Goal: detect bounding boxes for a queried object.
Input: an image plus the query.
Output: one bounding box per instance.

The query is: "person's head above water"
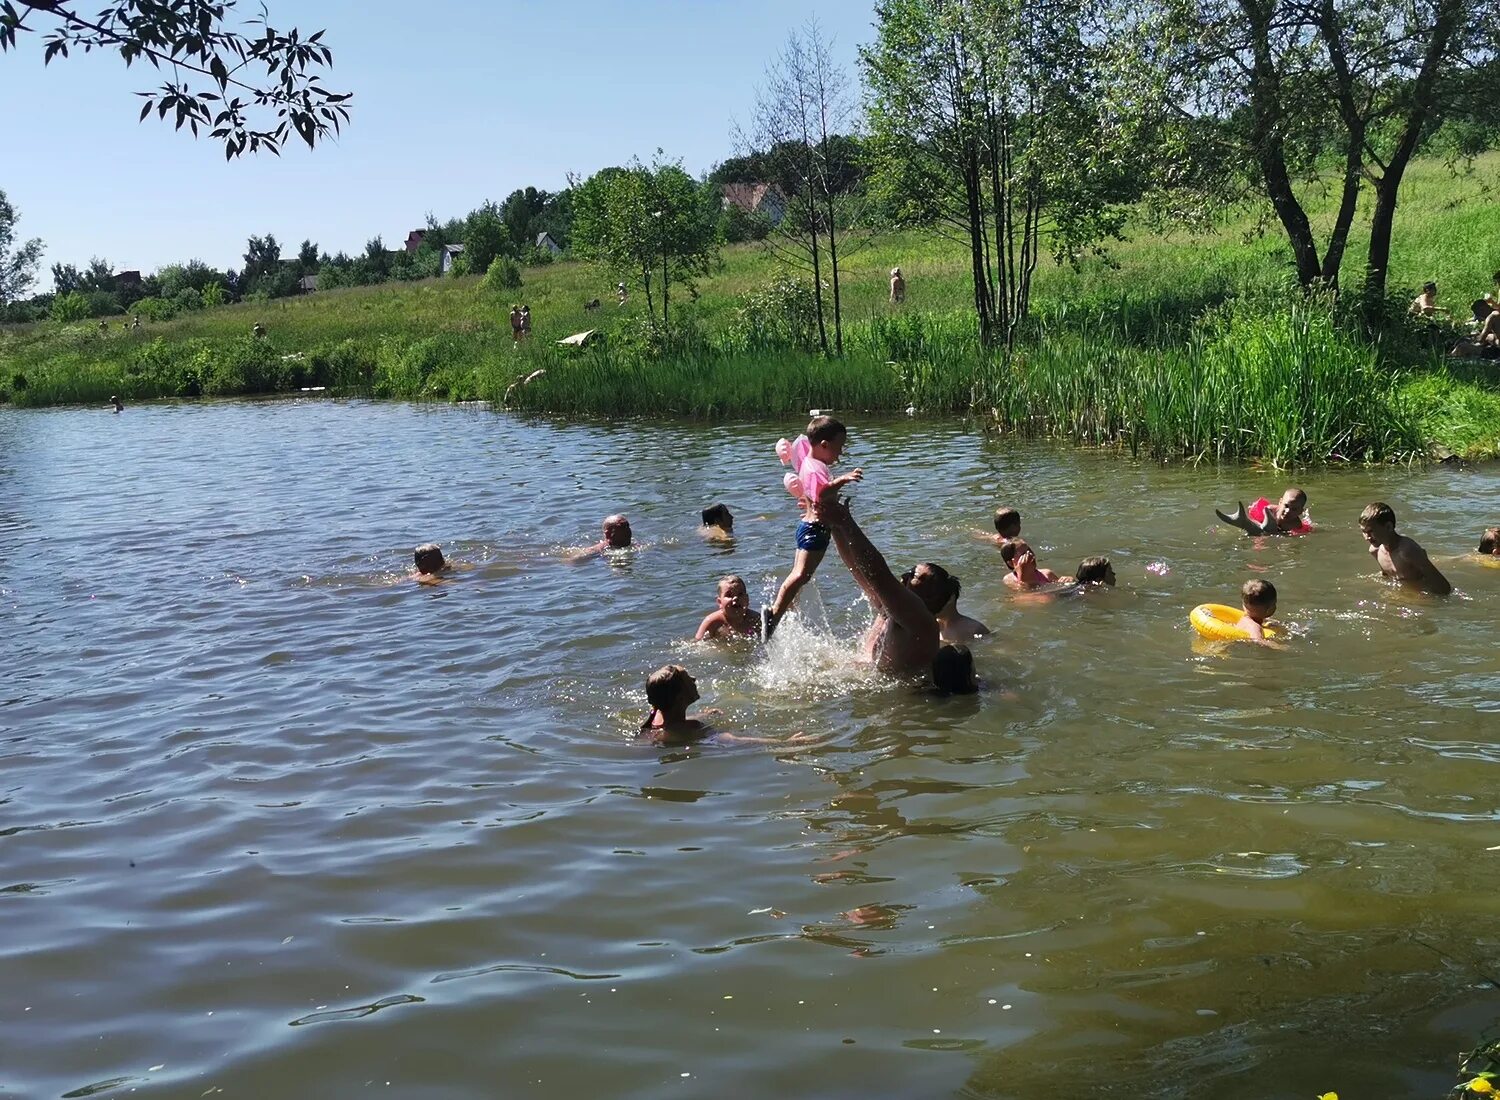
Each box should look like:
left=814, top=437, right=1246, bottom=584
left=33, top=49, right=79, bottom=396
left=640, top=664, right=700, bottom=732
left=1000, top=538, right=1029, bottom=570
left=900, top=561, right=953, bottom=614
left=1075, top=555, right=1116, bottom=587
left=602, top=514, right=632, bottom=548
left=414, top=543, right=446, bottom=574
left=805, top=415, right=848, bottom=463
left=701, top=503, right=734, bottom=531
left=1359, top=501, right=1398, bottom=547
left=717, top=574, right=749, bottom=609
left=1241, top=578, right=1277, bottom=621
left=993, top=507, right=1021, bottom=539
left=1277, top=488, right=1307, bottom=524
left=1479, top=526, right=1500, bottom=555
left=932, top=644, right=978, bottom=695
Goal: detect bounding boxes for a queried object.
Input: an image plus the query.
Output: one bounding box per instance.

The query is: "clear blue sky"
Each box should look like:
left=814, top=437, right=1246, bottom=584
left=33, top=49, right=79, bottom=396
left=1, top=0, right=875, bottom=288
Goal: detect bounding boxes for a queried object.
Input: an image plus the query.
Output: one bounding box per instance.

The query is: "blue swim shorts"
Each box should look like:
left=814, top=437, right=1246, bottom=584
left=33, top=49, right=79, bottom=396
left=795, top=521, right=831, bottom=553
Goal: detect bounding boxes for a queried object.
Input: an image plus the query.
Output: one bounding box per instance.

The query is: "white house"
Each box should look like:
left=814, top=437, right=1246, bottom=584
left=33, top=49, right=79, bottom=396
left=440, top=242, right=466, bottom=274
left=535, top=231, right=563, bottom=256
left=720, top=182, right=787, bottom=227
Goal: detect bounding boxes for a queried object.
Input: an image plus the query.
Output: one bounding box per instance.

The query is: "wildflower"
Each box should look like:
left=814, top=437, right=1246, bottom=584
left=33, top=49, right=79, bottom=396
left=1317, top=1093, right=1338, bottom=1100
left=1466, top=1079, right=1496, bottom=1095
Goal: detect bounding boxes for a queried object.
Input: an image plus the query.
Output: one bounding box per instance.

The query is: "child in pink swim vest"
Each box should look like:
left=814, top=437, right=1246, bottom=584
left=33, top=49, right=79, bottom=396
left=766, top=415, right=863, bottom=630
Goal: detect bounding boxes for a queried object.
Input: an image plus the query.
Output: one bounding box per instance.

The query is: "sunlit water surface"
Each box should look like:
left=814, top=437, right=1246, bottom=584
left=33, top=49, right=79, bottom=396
left=2, top=400, right=1499, bottom=1099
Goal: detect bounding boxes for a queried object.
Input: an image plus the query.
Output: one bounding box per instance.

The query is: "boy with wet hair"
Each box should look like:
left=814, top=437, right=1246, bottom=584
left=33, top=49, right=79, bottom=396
left=1359, top=502, right=1451, bottom=595
left=413, top=543, right=448, bottom=584
left=1478, top=526, right=1500, bottom=556
left=992, top=507, right=1021, bottom=543
left=695, top=575, right=758, bottom=641
left=931, top=644, right=978, bottom=695
left=1236, top=578, right=1278, bottom=643
left=936, top=575, right=990, bottom=644
left=701, top=503, right=734, bottom=535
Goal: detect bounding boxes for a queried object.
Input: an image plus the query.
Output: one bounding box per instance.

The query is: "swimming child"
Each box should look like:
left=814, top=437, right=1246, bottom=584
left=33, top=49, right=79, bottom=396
left=413, top=542, right=449, bottom=584
left=108, top=394, right=124, bottom=414
left=700, top=503, right=734, bottom=541
left=567, top=513, right=633, bottom=561
left=639, top=665, right=715, bottom=744
left=1215, top=488, right=1310, bottom=536
left=1001, top=538, right=1062, bottom=590
left=1359, top=502, right=1452, bottom=595
left=931, top=644, right=979, bottom=695
left=990, top=507, right=1021, bottom=545
left=1236, top=578, right=1278, bottom=643
left=936, top=575, right=991, bottom=644
left=695, top=575, right=758, bottom=641
left=766, top=415, right=863, bottom=630
left=1478, top=527, right=1500, bottom=556
left=1073, top=556, right=1116, bottom=589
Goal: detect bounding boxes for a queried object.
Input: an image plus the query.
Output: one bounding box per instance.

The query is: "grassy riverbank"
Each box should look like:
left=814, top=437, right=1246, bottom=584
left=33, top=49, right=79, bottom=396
left=4, top=155, right=1500, bottom=463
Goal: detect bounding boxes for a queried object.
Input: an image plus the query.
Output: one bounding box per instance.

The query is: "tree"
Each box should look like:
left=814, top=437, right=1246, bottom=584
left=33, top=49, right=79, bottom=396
left=1146, top=0, right=1500, bottom=298
left=572, top=156, right=721, bottom=332
left=462, top=201, right=510, bottom=274
left=0, top=0, right=351, bottom=158
left=241, top=233, right=280, bottom=290
left=500, top=187, right=549, bottom=253
left=0, top=188, right=43, bottom=304
left=295, top=238, right=319, bottom=274
left=741, top=18, right=862, bottom=356
left=863, top=0, right=1132, bottom=347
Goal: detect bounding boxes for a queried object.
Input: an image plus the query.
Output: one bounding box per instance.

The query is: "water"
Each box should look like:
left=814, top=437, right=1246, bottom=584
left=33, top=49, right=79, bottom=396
left=2, top=400, right=1498, bottom=1099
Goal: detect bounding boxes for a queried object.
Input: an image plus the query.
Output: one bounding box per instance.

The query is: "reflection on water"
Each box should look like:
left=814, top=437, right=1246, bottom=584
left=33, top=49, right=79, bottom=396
left=1, top=399, right=1498, bottom=1099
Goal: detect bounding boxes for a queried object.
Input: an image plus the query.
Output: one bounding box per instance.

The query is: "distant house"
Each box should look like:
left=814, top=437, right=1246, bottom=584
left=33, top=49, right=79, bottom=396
left=535, top=231, right=563, bottom=256
left=720, top=182, right=787, bottom=227
left=404, top=229, right=427, bottom=254
left=298, top=274, right=319, bottom=293
left=440, top=242, right=466, bottom=274
left=113, top=269, right=142, bottom=287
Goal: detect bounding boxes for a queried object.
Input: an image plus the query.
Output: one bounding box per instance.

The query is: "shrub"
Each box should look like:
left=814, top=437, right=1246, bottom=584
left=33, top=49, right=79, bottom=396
left=174, top=287, right=204, bottom=312
left=132, top=296, right=176, bottom=322
left=483, top=257, right=523, bottom=292
left=447, top=254, right=470, bottom=279
left=201, top=282, right=226, bottom=308
left=51, top=291, right=90, bottom=323
left=734, top=274, right=821, bottom=353
left=86, top=290, right=122, bottom=318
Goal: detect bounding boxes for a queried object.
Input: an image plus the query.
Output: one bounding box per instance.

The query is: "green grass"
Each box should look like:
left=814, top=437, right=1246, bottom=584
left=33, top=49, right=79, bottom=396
left=4, top=152, right=1500, bottom=463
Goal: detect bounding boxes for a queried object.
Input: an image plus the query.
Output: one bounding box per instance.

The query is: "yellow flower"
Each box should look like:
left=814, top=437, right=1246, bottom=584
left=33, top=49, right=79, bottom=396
left=1467, top=1079, right=1496, bottom=1095
left=1317, top=1093, right=1338, bottom=1100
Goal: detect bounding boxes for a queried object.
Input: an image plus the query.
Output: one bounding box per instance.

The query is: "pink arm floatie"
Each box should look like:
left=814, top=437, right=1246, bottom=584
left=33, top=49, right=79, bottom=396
left=776, top=436, right=812, bottom=500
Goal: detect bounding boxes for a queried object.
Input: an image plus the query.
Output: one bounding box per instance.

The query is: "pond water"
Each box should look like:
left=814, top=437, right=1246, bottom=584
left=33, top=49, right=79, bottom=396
left=3, top=401, right=1499, bottom=1099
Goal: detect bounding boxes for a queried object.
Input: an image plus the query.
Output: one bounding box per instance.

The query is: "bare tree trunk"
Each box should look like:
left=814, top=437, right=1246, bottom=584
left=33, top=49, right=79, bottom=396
left=1241, top=0, right=1323, bottom=287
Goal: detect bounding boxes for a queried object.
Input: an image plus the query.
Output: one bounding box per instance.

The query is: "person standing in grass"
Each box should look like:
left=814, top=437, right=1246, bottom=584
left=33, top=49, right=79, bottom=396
left=520, top=305, right=532, bottom=339
left=889, top=266, right=906, bottom=304
left=509, top=304, right=524, bottom=342
left=1359, top=502, right=1452, bottom=596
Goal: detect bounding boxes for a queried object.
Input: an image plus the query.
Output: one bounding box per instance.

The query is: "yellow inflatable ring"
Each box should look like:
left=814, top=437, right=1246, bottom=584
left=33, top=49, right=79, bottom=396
left=1479, top=555, right=1500, bottom=569
left=1189, top=603, right=1281, bottom=642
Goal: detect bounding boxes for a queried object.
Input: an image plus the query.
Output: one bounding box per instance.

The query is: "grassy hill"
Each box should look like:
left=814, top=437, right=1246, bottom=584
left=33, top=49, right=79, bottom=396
left=4, top=153, right=1500, bottom=463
